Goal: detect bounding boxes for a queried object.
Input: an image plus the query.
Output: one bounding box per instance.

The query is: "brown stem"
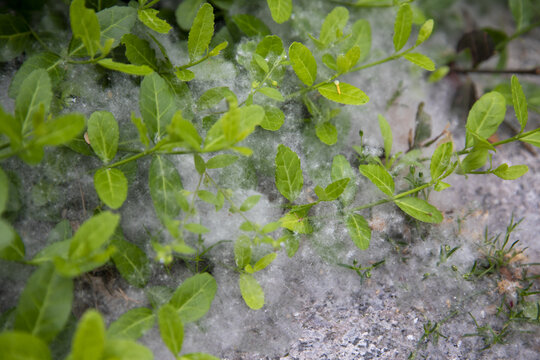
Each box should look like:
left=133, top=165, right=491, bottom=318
left=452, top=67, right=540, bottom=75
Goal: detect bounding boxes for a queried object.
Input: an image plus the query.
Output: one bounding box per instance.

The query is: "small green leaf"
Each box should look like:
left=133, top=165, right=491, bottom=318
left=167, top=110, right=202, bottom=150
left=102, top=339, right=153, bottom=360
left=194, top=154, right=206, bottom=174
left=279, top=204, right=313, bottom=234
left=8, top=52, right=64, bottom=99
left=0, top=106, right=21, bottom=149
left=240, top=195, right=261, bottom=212
left=34, top=113, right=85, bottom=146
left=260, top=106, right=284, bottom=131
left=253, top=253, right=276, bottom=272
left=232, top=14, right=270, bottom=36
left=378, top=115, right=392, bottom=161
left=71, top=309, right=105, bottom=360
left=188, top=3, right=214, bottom=61
left=509, top=0, right=532, bottom=31
left=70, top=0, right=101, bottom=57
left=344, top=19, right=371, bottom=63
left=511, top=75, right=528, bottom=132
left=184, top=223, right=210, bottom=234
left=234, top=235, right=252, bottom=269
left=239, top=221, right=257, bottom=232
left=434, top=181, right=451, bottom=192
left=0, top=167, right=8, bottom=214
left=428, top=66, right=449, bottom=83
left=261, top=222, right=280, bottom=233
left=209, top=41, right=228, bottom=56
left=358, top=164, right=394, bottom=197
left=197, top=86, right=237, bottom=110
left=395, top=197, right=443, bottom=223
left=175, top=69, right=195, bottom=81
left=393, top=3, right=413, bottom=51
left=107, top=308, right=155, bottom=340
left=179, top=354, right=220, bottom=360
left=331, top=155, right=356, bottom=205
left=492, top=164, right=528, bottom=180
left=0, top=331, right=51, bottom=360
left=289, top=41, right=317, bottom=86
left=257, top=87, right=284, bottom=102
left=0, top=219, right=25, bottom=261
left=158, top=304, right=183, bottom=356
left=138, top=8, right=171, bottom=34
left=430, top=142, right=453, bottom=180
left=323, top=178, right=350, bottom=201
left=169, top=273, right=217, bottom=323
left=239, top=274, right=264, bottom=310
left=253, top=54, right=269, bottom=74
left=275, top=144, right=303, bottom=202
left=87, top=111, right=119, bottom=163
left=316, top=122, right=338, bottom=145
left=520, top=131, right=540, bottom=147
left=98, top=6, right=137, bottom=49
left=416, top=19, right=434, bottom=45
left=149, top=155, right=183, bottom=222
left=206, top=154, right=238, bottom=169
left=111, top=234, right=151, bottom=288
left=466, top=92, right=506, bottom=147
left=319, top=7, right=349, bottom=47
left=122, top=34, right=157, bottom=70
left=346, top=214, right=371, bottom=250
left=403, top=53, right=435, bottom=71
left=130, top=112, right=149, bottom=148
left=15, top=69, right=51, bottom=134
left=94, top=168, right=128, bottom=209
left=461, top=148, right=488, bottom=173
left=0, top=15, right=31, bottom=62
left=175, top=0, right=205, bottom=31
left=97, top=59, right=153, bottom=75
left=14, top=263, right=73, bottom=343
left=140, top=72, right=176, bottom=142
left=267, top=0, right=292, bottom=24
left=337, top=45, right=361, bottom=73
left=318, top=82, right=369, bottom=105
left=69, top=211, right=120, bottom=259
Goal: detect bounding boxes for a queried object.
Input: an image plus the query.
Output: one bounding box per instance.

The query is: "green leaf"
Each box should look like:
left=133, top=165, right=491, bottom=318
left=428, top=66, right=449, bottom=83
left=94, top=168, right=128, bottom=209
left=169, top=273, right=217, bottom=323
left=209, top=40, right=228, bottom=57
left=509, top=0, right=532, bottom=31
left=197, top=86, right=237, bottom=110
left=8, top=52, right=64, bottom=99
left=0, top=167, right=8, bottom=214
left=279, top=204, right=313, bottom=234
left=175, top=0, right=205, bottom=31
left=240, top=221, right=257, bottom=232
left=319, top=7, right=349, bottom=47
left=461, top=148, right=488, bottom=173
left=403, top=53, right=435, bottom=71
left=15, top=69, right=52, bottom=134
left=98, top=6, right=137, bottom=49
left=131, top=112, right=150, bottom=148
left=318, top=82, right=369, bottom=105
left=358, top=164, right=394, bottom=197
left=492, top=164, right=528, bottom=180
left=34, top=113, right=85, bottom=146
left=140, top=72, right=176, bottom=142
left=0, top=331, right=51, bottom=360
left=107, top=308, right=155, bottom=340
left=393, top=3, right=413, bottom=51
left=206, top=154, right=238, bottom=169
left=149, top=155, right=183, bottom=222
left=321, top=178, right=350, bottom=201
left=261, top=222, right=280, bottom=233
left=70, top=0, right=101, bottom=57
left=275, top=144, right=303, bottom=202
left=122, top=34, right=157, bottom=70
left=234, top=235, right=252, bottom=269
left=14, top=263, right=73, bottom=343
left=239, top=274, right=264, bottom=310
left=0, top=106, right=22, bottom=150
left=97, top=59, right=153, bottom=75
left=138, top=8, right=171, bottom=34
left=465, top=92, right=506, bottom=147
left=257, top=87, right=284, bottom=102
left=434, top=181, right=451, bottom=192
left=344, top=19, right=371, bottom=63
left=416, top=19, right=434, bottom=45
left=167, top=110, right=202, bottom=150
left=395, top=197, right=443, bottom=223
left=158, top=304, right=184, bottom=356
left=87, top=111, right=119, bottom=163
left=267, top=0, right=292, bottom=23
left=194, top=154, right=206, bottom=174
left=69, top=211, right=120, bottom=259
left=179, top=354, right=220, bottom=360
left=331, top=155, right=356, bottom=205
left=511, top=75, right=528, bottom=132
left=71, top=310, right=105, bottom=360
left=0, top=219, right=25, bottom=261
left=337, top=45, right=361, bottom=73
left=430, top=141, right=453, bottom=180
left=261, top=106, right=284, bottom=131
left=232, top=14, right=271, bottom=37
left=0, top=15, right=31, bottom=61
left=288, top=42, right=317, bottom=86
left=378, top=114, right=392, bottom=161
left=253, top=253, right=276, bottom=272
left=240, top=195, right=261, bottom=212
left=184, top=223, right=210, bottom=234
left=346, top=214, right=371, bottom=250
left=188, top=3, right=214, bottom=61
left=520, top=131, right=540, bottom=147
left=315, top=121, right=338, bottom=145
left=102, top=339, right=153, bottom=360
left=175, top=69, right=195, bottom=81
left=111, top=233, right=151, bottom=288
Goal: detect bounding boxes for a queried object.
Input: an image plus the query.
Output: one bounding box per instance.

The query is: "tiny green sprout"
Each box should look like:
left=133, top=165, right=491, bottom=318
left=252, top=81, right=260, bottom=88
left=272, top=80, right=278, bottom=86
